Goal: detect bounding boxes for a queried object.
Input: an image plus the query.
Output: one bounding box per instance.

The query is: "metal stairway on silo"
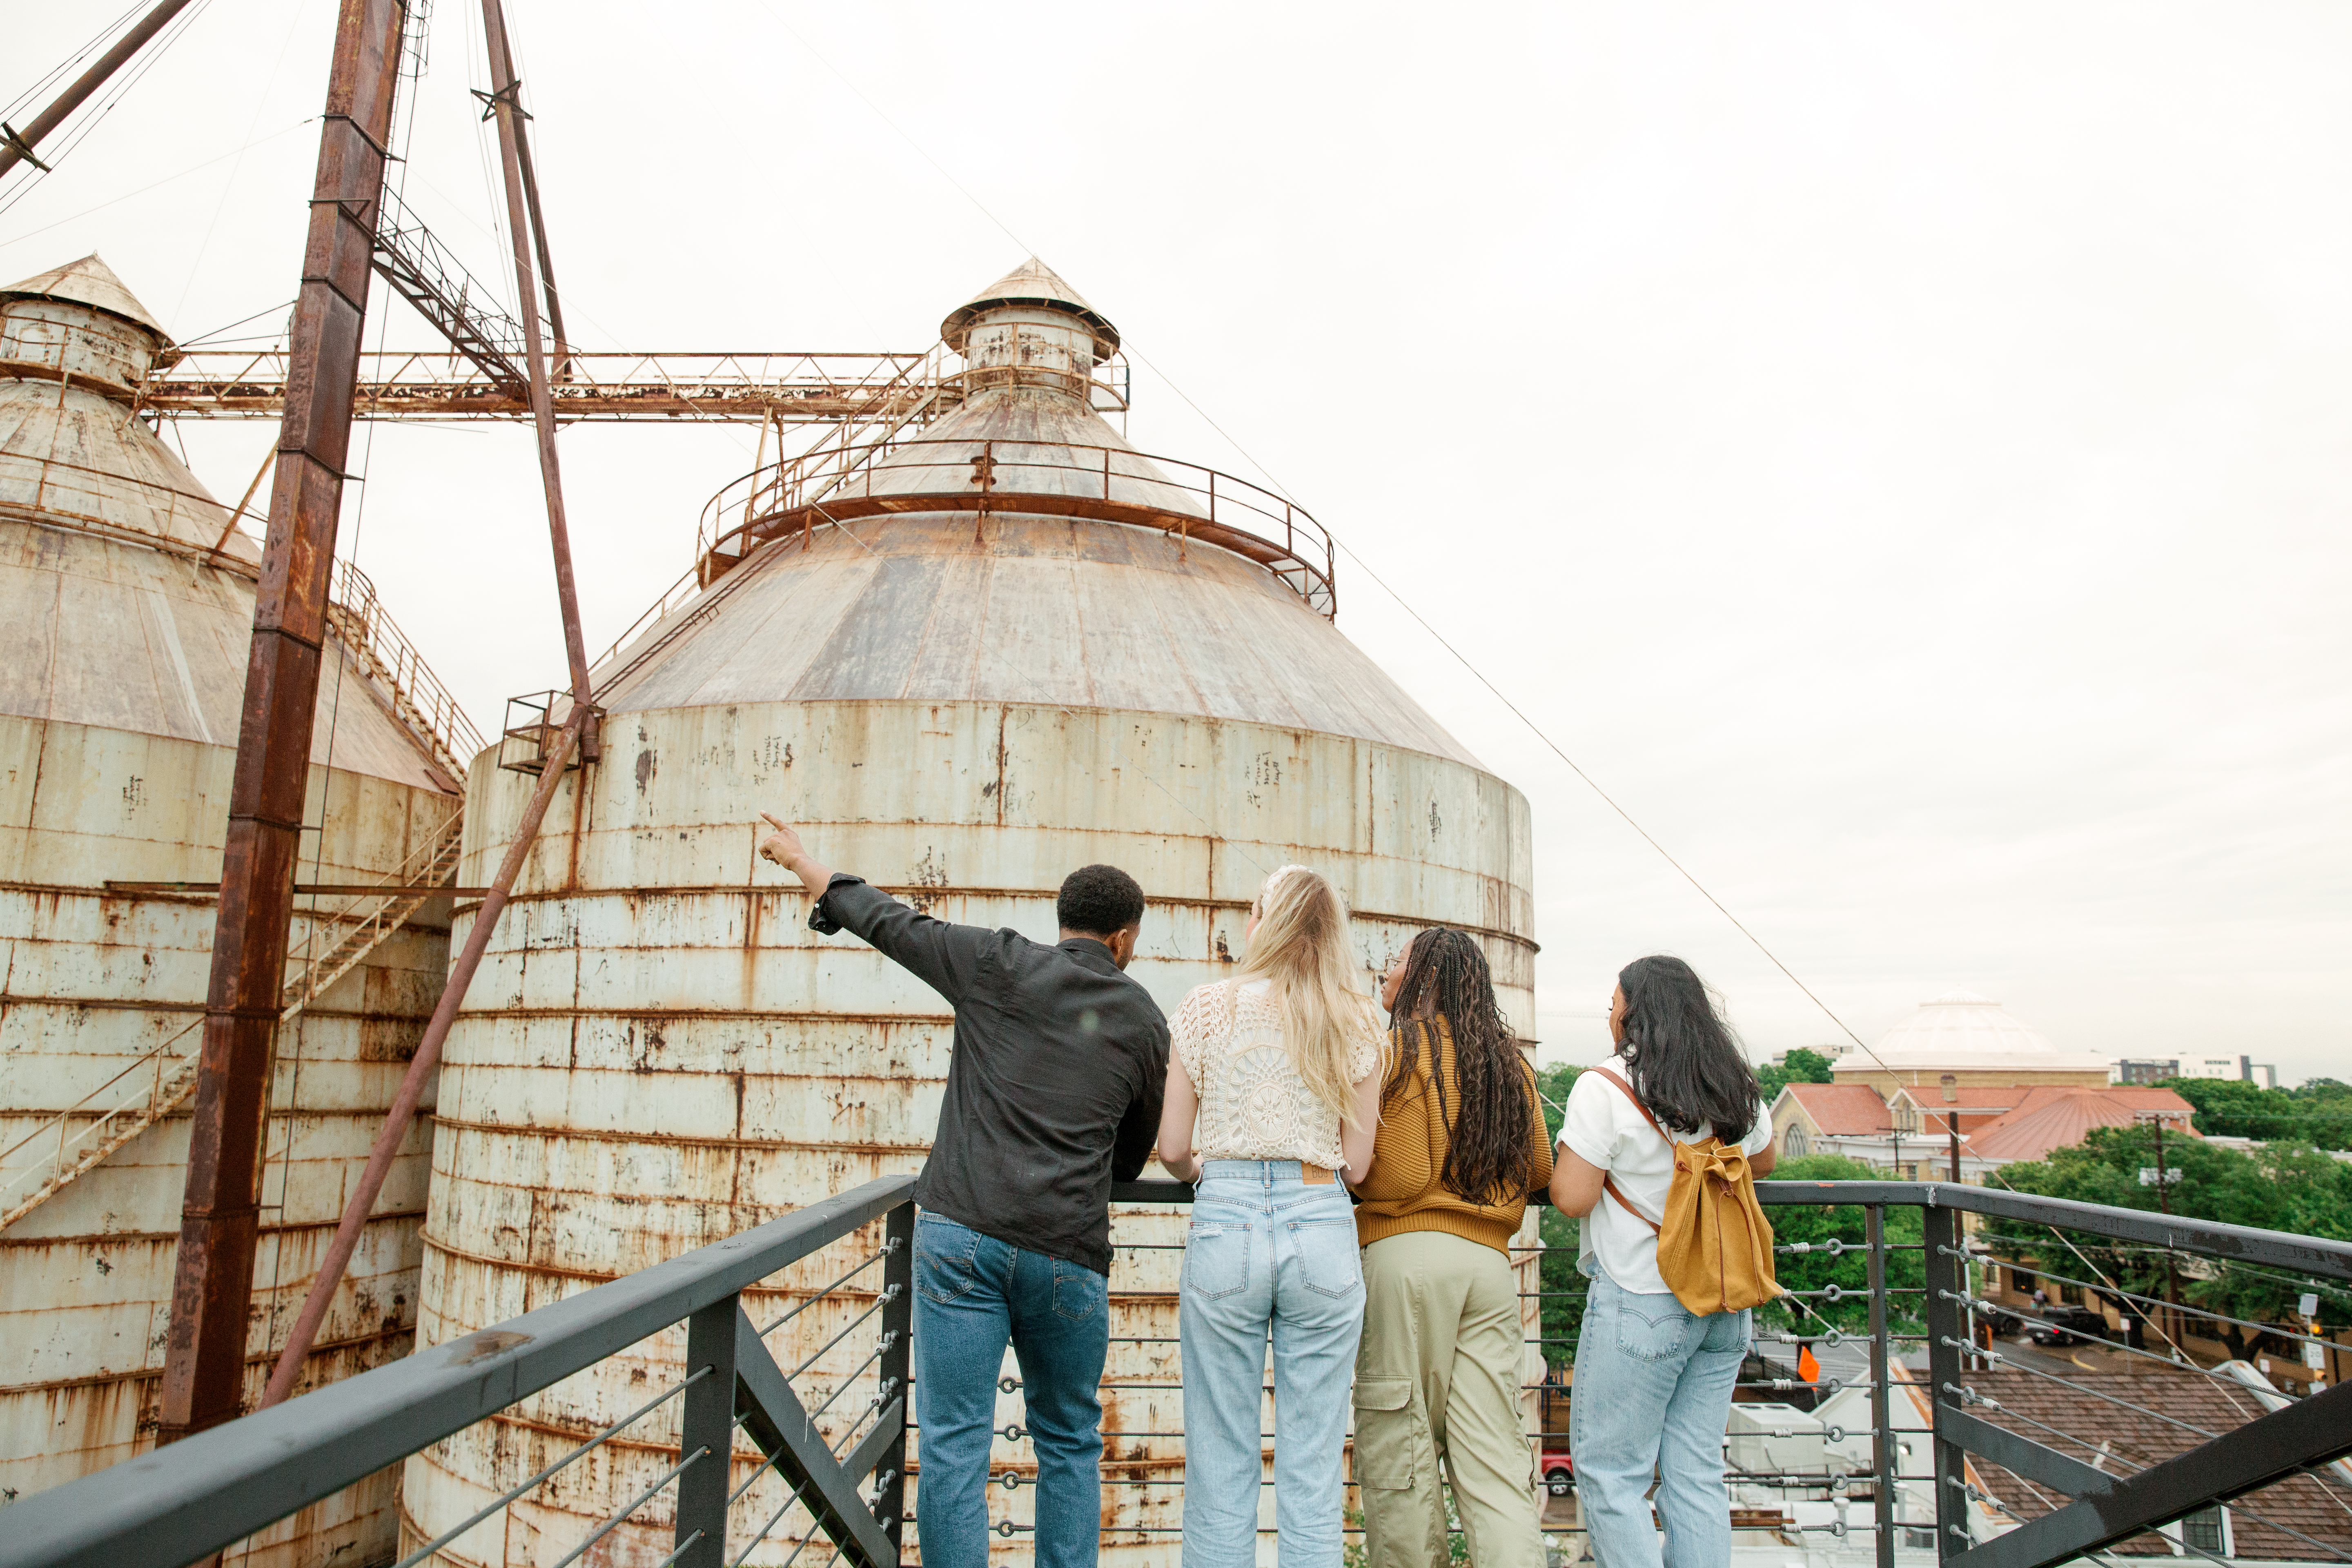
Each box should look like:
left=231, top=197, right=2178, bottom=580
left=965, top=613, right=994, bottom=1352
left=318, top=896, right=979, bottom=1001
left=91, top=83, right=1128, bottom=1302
left=326, top=559, right=487, bottom=783
left=0, top=807, right=467, bottom=1232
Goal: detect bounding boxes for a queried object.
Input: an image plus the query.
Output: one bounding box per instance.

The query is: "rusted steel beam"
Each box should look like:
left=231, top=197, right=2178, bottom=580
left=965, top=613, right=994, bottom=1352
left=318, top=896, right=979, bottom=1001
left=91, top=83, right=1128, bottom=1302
left=260, top=704, right=592, bottom=1410
left=157, top=0, right=410, bottom=1446
left=140, top=349, right=951, bottom=422
left=105, top=882, right=490, bottom=897
left=258, top=0, right=606, bottom=1409
left=494, top=4, right=570, bottom=379
left=0, top=0, right=198, bottom=183
left=479, top=0, right=595, bottom=716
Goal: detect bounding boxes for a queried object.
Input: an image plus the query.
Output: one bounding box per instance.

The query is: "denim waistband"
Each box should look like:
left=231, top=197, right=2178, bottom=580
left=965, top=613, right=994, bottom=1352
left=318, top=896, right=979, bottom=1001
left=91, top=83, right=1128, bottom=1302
left=1197, top=1159, right=1329, bottom=1181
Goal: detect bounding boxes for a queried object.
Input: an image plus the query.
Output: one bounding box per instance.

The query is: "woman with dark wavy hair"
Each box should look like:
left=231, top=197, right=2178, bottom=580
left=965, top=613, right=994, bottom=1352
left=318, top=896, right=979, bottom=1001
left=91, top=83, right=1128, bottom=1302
left=1349, top=929, right=1554, bottom=1568
left=1549, top=955, right=1775, bottom=1568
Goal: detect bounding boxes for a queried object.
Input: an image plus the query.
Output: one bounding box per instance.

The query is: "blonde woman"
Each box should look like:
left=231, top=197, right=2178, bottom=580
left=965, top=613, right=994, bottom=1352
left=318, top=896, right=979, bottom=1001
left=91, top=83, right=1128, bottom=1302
left=1156, top=865, right=1388, bottom=1568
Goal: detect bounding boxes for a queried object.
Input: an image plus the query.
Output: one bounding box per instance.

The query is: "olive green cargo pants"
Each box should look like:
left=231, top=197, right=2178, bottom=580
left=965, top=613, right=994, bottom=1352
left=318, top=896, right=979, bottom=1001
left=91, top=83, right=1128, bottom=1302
left=1352, top=1229, right=1544, bottom=1568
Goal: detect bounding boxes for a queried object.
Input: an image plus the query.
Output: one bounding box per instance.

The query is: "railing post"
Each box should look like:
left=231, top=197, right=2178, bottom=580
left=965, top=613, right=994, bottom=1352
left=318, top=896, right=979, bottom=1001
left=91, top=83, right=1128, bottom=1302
left=1923, top=1202, right=1968, bottom=1559
left=1868, top=1205, right=1895, bottom=1568
left=876, top=1202, right=915, bottom=1559
left=675, top=1292, right=742, bottom=1568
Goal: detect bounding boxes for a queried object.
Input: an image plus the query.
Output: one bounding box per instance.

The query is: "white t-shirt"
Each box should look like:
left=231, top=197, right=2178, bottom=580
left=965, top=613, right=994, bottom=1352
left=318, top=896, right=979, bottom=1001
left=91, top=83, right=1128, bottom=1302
left=1555, top=1057, right=1773, bottom=1297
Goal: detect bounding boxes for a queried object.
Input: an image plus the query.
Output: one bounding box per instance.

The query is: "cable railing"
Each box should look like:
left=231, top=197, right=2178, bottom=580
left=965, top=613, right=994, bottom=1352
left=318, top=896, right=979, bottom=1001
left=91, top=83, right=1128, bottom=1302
left=0, top=1178, right=916, bottom=1568
left=4, top=1180, right=2348, bottom=1568
left=694, top=436, right=1338, bottom=618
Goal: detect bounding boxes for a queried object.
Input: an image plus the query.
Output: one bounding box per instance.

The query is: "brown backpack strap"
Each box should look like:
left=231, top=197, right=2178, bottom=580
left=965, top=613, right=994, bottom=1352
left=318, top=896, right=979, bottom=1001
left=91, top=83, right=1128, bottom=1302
left=1588, top=1065, right=1670, bottom=1231
left=1589, top=1065, right=1669, bottom=1139
left=1601, top=1174, right=1662, bottom=1234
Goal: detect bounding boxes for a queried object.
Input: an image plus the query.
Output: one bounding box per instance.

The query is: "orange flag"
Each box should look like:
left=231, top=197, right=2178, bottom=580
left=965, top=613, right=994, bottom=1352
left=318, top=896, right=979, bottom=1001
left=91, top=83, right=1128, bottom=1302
left=1797, top=1344, right=1821, bottom=1383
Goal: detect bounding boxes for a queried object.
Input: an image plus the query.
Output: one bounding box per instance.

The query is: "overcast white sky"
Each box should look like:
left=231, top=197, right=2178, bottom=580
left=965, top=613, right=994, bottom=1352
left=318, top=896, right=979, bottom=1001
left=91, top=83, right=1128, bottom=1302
left=6, top=3, right=2346, bottom=1082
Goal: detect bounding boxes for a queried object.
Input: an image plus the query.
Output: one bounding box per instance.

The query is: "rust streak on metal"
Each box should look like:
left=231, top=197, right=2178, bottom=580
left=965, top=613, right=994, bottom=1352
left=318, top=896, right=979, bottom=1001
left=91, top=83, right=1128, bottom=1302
left=158, top=0, right=409, bottom=1447
left=103, top=882, right=488, bottom=896
left=424, top=1112, right=938, bottom=1155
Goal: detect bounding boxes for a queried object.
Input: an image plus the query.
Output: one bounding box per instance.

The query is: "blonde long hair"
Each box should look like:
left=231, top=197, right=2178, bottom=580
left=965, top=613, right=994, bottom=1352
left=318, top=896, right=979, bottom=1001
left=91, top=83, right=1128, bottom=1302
left=1236, top=865, right=1381, bottom=1130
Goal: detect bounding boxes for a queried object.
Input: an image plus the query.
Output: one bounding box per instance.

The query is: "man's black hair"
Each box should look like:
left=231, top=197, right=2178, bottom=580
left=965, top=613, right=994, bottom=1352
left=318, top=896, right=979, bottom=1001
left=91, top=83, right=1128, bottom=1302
left=1058, top=864, right=1145, bottom=937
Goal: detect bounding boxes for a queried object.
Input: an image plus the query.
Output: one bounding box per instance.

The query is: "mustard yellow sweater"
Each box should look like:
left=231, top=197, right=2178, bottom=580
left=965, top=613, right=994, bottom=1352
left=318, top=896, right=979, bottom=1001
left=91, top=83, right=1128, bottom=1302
left=1352, top=1017, right=1554, bottom=1254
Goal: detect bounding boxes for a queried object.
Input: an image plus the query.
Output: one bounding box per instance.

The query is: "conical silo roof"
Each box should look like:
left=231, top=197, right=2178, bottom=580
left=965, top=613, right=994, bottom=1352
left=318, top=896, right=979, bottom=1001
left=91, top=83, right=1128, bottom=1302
left=2, top=253, right=169, bottom=341
left=0, top=259, right=457, bottom=791
left=940, top=256, right=1118, bottom=357
left=592, top=269, right=1476, bottom=767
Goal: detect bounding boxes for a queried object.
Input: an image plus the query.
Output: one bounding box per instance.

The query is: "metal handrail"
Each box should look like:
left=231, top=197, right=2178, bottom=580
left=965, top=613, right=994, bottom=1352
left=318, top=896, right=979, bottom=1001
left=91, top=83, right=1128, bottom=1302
left=6, top=1178, right=2348, bottom=1568
left=0, top=1175, right=919, bottom=1568
left=1105, top=1178, right=2352, bottom=1278
left=327, top=558, right=486, bottom=777
left=0, top=1017, right=204, bottom=1221
left=695, top=437, right=1338, bottom=618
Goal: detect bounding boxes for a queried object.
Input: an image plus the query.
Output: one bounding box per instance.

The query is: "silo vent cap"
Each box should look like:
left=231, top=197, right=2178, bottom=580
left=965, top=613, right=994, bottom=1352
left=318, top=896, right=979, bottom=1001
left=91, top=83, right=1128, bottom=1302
left=941, top=256, right=1118, bottom=359
left=0, top=252, right=169, bottom=342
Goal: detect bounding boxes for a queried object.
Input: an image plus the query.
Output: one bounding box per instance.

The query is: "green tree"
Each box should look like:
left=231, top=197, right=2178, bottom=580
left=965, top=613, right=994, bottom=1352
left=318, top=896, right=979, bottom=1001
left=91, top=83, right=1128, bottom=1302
left=1757, top=1047, right=1838, bottom=1104
left=1755, top=1155, right=1925, bottom=1336
left=1532, top=1064, right=1583, bottom=1368
left=2160, top=1076, right=2352, bottom=1150
left=1984, top=1125, right=2352, bottom=1357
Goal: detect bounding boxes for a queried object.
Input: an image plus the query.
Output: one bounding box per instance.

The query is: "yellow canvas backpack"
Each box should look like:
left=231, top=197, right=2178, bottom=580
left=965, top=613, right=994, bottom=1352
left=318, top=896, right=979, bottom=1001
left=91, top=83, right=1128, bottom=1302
left=1590, top=1065, right=1786, bottom=1315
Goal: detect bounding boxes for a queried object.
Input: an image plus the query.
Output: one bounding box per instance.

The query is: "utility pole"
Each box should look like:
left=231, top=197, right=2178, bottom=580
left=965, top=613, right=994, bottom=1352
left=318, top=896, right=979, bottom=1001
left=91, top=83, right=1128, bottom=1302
left=2138, top=1110, right=2185, bottom=1356
left=158, top=0, right=411, bottom=1443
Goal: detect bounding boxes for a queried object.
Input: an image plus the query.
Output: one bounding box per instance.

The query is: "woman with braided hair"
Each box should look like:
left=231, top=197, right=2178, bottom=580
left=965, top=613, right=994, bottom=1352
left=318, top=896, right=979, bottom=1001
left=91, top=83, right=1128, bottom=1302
left=1349, top=928, right=1555, bottom=1568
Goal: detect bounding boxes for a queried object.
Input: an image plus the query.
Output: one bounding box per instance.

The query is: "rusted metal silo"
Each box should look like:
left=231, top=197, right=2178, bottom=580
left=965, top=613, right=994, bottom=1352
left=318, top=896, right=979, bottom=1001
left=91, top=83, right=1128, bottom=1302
left=0, top=256, right=472, bottom=1565
left=408, top=260, right=1537, bottom=1564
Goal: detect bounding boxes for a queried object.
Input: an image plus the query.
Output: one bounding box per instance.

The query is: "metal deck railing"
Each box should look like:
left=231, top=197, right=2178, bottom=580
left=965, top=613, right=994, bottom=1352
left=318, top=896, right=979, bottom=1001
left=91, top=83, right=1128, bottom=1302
left=2, top=1181, right=2348, bottom=1568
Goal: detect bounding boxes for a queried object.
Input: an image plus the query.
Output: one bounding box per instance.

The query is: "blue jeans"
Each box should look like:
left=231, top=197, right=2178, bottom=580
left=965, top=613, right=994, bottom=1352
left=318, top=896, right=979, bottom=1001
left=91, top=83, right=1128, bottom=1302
left=913, top=1212, right=1111, bottom=1568
left=1180, top=1160, right=1366, bottom=1568
left=1570, top=1261, right=1750, bottom=1568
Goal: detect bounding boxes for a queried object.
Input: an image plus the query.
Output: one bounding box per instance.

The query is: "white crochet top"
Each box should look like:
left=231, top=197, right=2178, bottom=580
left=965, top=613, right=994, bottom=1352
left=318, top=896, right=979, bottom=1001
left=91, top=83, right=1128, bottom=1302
left=1170, top=978, right=1385, bottom=1170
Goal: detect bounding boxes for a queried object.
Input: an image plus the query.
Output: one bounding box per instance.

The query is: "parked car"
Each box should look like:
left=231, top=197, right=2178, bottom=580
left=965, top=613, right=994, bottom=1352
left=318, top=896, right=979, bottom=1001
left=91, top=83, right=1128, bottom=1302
left=2029, top=1306, right=2111, bottom=1346
left=1537, top=1383, right=1574, bottom=1495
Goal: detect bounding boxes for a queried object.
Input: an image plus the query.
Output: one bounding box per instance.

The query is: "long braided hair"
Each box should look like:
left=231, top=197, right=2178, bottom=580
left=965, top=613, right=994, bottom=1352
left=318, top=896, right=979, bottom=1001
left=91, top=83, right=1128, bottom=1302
left=1384, top=929, right=1536, bottom=1204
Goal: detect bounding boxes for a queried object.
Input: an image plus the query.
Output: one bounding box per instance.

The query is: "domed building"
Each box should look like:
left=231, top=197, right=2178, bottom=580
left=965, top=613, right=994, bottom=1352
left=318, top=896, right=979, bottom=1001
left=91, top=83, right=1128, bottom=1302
left=1773, top=988, right=2170, bottom=1180
left=1832, top=989, right=2112, bottom=1096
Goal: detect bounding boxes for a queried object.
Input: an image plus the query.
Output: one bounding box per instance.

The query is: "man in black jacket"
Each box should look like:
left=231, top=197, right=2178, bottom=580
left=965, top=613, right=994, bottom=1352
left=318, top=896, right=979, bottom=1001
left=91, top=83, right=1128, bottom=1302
left=757, top=816, right=1168, bottom=1568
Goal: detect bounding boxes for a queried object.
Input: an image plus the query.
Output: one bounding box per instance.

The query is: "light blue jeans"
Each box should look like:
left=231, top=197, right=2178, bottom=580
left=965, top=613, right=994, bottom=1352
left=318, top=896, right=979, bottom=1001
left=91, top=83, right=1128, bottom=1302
left=1180, top=1161, right=1366, bottom=1568
left=1570, top=1261, right=1749, bottom=1568
left=913, top=1212, right=1111, bottom=1568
